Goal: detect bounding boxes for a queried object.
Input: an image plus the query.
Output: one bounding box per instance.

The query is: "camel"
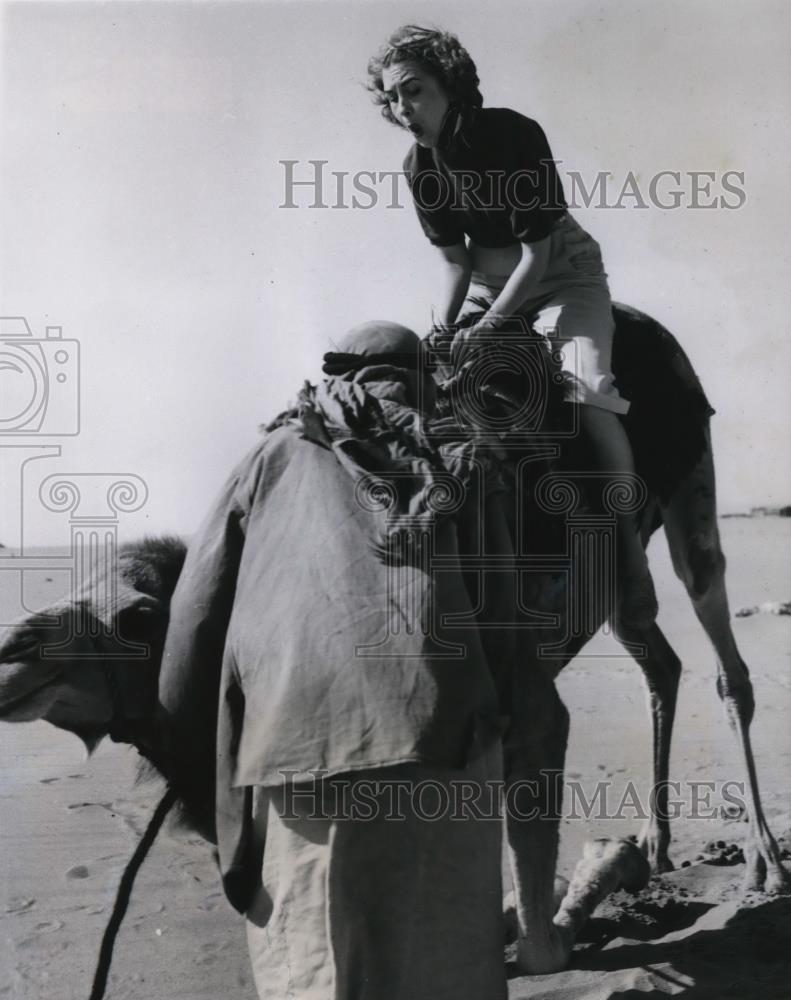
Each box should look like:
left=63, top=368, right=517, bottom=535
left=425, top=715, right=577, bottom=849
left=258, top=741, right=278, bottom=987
left=0, top=304, right=788, bottom=986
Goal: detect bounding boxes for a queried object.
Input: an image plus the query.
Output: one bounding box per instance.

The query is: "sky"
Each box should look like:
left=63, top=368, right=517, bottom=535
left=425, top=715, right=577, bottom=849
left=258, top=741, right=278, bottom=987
left=0, top=0, right=789, bottom=548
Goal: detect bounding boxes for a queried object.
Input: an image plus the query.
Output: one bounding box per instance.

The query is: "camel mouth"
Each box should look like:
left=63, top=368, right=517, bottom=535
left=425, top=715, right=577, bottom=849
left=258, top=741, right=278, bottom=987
left=0, top=630, right=64, bottom=720
left=0, top=629, right=44, bottom=664
left=0, top=672, right=59, bottom=721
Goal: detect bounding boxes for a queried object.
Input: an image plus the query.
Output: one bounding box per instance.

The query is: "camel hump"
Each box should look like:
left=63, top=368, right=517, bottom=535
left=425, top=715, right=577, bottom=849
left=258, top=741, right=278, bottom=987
left=611, top=303, right=715, bottom=503
left=610, top=301, right=713, bottom=415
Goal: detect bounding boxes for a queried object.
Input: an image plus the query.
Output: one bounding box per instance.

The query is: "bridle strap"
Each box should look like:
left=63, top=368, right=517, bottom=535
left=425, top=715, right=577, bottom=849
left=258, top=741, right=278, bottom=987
left=101, top=661, right=128, bottom=743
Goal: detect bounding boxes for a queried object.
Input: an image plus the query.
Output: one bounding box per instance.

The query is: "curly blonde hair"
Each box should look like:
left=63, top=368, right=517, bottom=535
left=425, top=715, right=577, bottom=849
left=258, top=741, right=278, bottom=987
left=366, top=25, right=483, bottom=127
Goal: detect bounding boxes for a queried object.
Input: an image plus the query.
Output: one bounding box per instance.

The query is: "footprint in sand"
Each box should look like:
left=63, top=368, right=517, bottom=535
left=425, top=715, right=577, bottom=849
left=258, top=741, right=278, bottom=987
left=65, top=864, right=90, bottom=880
left=131, top=902, right=166, bottom=922
left=33, top=919, right=65, bottom=934
left=196, top=942, right=219, bottom=966
left=5, top=898, right=35, bottom=915
left=198, top=891, right=225, bottom=912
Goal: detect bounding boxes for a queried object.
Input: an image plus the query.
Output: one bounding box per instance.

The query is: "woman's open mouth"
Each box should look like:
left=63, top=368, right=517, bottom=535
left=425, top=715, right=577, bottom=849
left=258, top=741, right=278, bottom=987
left=407, top=123, right=424, bottom=138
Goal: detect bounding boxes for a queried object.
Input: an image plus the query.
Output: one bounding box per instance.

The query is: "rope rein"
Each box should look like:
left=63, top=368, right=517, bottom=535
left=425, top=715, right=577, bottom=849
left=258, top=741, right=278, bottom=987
left=88, top=785, right=178, bottom=1000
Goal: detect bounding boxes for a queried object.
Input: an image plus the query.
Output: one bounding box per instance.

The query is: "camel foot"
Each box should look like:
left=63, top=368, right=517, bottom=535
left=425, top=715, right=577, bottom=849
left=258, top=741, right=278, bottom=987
left=509, top=842, right=649, bottom=973
left=743, top=843, right=791, bottom=895
left=503, top=877, right=570, bottom=945
left=764, top=866, right=791, bottom=895
left=637, top=828, right=675, bottom=874
left=514, top=922, right=573, bottom=975
left=651, top=854, right=675, bottom=875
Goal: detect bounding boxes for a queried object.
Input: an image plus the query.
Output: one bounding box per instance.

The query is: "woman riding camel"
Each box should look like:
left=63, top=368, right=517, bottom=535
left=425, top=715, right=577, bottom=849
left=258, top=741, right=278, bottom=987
left=367, top=24, right=657, bottom=629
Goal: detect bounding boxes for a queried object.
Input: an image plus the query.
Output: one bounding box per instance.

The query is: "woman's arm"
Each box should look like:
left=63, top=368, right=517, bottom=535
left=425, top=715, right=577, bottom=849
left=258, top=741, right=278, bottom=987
left=481, top=236, right=550, bottom=328
left=433, top=242, right=472, bottom=325
left=451, top=237, right=551, bottom=365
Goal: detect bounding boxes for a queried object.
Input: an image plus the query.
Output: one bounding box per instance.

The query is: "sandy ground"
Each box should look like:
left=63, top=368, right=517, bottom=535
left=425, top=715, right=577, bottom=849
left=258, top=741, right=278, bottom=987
left=1, top=517, right=789, bottom=999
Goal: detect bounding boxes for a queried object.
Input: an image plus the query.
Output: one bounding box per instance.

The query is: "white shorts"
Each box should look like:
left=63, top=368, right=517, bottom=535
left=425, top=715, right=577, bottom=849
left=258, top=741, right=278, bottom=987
left=461, top=214, right=629, bottom=415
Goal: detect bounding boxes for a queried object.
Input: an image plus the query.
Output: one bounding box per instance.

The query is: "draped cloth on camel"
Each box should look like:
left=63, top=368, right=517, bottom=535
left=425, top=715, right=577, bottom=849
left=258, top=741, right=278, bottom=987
left=157, top=357, right=511, bottom=913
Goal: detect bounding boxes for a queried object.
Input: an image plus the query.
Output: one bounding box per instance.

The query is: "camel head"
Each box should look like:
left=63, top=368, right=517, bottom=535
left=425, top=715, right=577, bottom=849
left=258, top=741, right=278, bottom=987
left=0, top=536, right=187, bottom=756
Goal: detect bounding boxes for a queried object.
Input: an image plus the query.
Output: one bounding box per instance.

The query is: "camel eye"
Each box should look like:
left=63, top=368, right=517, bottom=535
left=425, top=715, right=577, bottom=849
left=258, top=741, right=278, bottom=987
left=117, top=600, right=163, bottom=638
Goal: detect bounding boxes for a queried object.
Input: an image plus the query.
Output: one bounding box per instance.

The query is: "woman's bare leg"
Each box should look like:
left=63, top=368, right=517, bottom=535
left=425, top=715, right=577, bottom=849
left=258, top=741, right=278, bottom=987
left=578, top=404, right=657, bottom=627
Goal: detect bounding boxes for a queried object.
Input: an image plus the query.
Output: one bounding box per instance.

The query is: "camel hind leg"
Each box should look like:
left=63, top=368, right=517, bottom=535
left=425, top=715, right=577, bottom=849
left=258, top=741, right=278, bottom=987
left=615, top=620, right=682, bottom=873
left=661, top=427, right=790, bottom=893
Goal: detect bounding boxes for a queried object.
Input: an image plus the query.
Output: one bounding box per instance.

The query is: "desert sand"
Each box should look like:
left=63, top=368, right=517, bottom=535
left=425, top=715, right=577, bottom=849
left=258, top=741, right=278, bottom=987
left=1, top=516, right=789, bottom=1000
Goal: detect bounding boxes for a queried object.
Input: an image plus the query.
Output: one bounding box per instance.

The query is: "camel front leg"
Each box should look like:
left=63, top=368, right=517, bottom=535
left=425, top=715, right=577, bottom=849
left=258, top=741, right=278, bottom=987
left=505, top=675, right=573, bottom=974
left=661, top=431, right=791, bottom=893
left=505, top=675, right=651, bottom=973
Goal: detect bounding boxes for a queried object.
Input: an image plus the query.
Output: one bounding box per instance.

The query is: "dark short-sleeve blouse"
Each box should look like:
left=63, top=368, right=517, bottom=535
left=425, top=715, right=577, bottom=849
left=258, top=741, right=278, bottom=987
left=402, top=107, right=568, bottom=248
